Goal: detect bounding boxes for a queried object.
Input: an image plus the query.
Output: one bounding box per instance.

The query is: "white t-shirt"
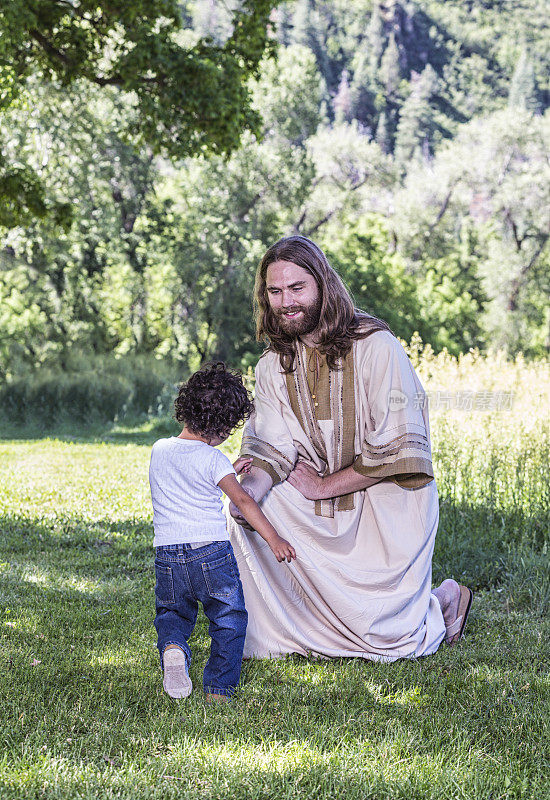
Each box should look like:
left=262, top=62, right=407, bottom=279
left=149, top=437, right=236, bottom=546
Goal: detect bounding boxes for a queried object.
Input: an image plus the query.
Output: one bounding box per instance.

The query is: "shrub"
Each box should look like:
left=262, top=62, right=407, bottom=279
left=0, top=354, right=181, bottom=425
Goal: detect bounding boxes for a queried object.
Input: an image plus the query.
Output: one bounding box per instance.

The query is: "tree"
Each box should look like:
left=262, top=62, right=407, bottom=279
left=416, top=243, right=487, bottom=355
left=0, top=153, right=71, bottom=229
left=132, top=44, right=325, bottom=369
left=294, top=121, right=395, bottom=238
left=0, top=0, right=279, bottom=227
left=394, top=65, right=439, bottom=169
left=349, top=47, right=375, bottom=129
left=366, top=1, right=384, bottom=81
left=0, top=42, right=327, bottom=374
left=380, top=33, right=401, bottom=100
left=392, top=108, right=550, bottom=355
left=0, top=79, right=159, bottom=372
left=375, top=111, right=391, bottom=153
left=3, top=1, right=550, bottom=369
left=290, top=0, right=331, bottom=89
left=250, top=44, right=325, bottom=146
left=333, top=70, right=352, bottom=123
left=508, top=50, right=540, bottom=114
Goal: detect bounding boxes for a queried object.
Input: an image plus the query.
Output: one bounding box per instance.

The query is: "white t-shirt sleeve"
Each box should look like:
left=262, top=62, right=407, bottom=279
left=211, top=449, right=236, bottom=485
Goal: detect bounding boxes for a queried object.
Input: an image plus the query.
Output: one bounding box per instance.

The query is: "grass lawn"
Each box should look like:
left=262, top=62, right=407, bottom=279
left=1, top=361, right=549, bottom=800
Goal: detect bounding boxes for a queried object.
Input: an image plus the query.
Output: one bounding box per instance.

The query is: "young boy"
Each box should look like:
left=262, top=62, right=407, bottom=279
left=149, top=362, right=296, bottom=703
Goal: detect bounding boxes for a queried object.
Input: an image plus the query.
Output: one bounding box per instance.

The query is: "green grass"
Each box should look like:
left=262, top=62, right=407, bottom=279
left=1, top=420, right=549, bottom=800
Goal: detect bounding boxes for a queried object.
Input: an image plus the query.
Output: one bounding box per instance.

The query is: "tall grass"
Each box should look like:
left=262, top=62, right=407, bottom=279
left=407, top=339, right=550, bottom=610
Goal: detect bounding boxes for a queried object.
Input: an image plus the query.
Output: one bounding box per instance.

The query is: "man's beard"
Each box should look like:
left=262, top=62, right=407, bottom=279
left=274, top=297, right=322, bottom=338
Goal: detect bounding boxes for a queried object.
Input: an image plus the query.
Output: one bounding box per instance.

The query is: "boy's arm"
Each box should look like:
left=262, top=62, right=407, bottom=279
left=228, top=465, right=273, bottom=528
left=218, top=474, right=296, bottom=563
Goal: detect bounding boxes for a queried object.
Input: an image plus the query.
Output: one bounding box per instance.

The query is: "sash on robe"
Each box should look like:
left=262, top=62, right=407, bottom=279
left=285, top=342, right=356, bottom=518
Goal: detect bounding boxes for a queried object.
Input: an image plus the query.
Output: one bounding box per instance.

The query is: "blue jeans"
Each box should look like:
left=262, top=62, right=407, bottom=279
left=154, top=541, right=248, bottom=698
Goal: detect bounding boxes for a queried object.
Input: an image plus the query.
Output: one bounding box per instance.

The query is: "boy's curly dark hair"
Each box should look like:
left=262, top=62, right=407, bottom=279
left=174, top=362, right=254, bottom=440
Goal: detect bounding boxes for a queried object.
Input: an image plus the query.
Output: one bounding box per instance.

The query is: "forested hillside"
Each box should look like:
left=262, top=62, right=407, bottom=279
left=0, top=0, right=548, bottom=398
left=276, top=1, right=549, bottom=143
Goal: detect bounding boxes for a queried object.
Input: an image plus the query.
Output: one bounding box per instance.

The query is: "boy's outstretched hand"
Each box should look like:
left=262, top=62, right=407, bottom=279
left=218, top=473, right=296, bottom=563
left=233, top=456, right=253, bottom=475
left=269, top=536, right=296, bottom=563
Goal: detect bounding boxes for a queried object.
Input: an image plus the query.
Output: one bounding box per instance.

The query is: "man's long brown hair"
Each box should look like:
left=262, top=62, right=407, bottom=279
left=255, top=235, right=393, bottom=372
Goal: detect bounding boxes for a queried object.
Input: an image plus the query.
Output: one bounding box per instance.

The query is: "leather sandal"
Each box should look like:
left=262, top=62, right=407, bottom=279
left=445, top=584, right=473, bottom=646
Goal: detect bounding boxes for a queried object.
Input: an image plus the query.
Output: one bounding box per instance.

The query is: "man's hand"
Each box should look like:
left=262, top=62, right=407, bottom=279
left=288, top=461, right=387, bottom=500
left=287, top=461, right=325, bottom=500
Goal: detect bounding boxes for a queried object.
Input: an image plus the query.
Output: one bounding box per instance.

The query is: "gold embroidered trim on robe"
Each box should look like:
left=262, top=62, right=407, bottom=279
left=352, top=423, right=434, bottom=489
left=240, top=434, right=294, bottom=485
left=285, top=343, right=356, bottom=518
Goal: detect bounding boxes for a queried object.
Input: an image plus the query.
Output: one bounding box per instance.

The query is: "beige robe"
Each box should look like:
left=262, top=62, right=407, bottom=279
left=228, top=330, right=446, bottom=661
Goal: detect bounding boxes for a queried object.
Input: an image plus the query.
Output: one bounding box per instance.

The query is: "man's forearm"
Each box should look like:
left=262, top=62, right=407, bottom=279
left=319, top=465, right=384, bottom=498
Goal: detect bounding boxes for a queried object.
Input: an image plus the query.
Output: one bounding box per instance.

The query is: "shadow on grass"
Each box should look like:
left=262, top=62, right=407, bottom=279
left=434, top=497, right=548, bottom=592
left=2, top=728, right=543, bottom=800
left=2, top=497, right=548, bottom=602
left=2, top=575, right=548, bottom=800
left=4, top=556, right=547, bottom=723
left=1, top=506, right=548, bottom=670
left=5, top=554, right=547, bottom=680
left=0, top=513, right=151, bottom=553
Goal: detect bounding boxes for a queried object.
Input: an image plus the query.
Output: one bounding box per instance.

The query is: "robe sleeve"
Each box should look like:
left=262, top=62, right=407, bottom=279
left=352, top=332, right=434, bottom=489
left=239, top=354, right=298, bottom=485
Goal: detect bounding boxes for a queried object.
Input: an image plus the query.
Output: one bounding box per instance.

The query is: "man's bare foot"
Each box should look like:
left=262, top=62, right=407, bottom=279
left=433, top=578, right=460, bottom=634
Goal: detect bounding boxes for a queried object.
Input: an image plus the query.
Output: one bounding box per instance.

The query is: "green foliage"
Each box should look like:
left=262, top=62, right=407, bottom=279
left=0, top=1, right=277, bottom=154
left=0, top=0, right=278, bottom=227
left=323, top=216, right=418, bottom=341
left=131, top=44, right=324, bottom=369
left=394, top=65, right=439, bottom=168
left=281, top=0, right=550, bottom=144
left=380, top=33, right=401, bottom=100
left=252, top=44, right=326, bottom=144
left=0, top=372, right=133, bottom=425
left=508, top=50, right=540, bottom=113
left=394, top=108, right=550, bottom=356
left=0, top=1, right=548, bottom=371
left=324, top=215, right=487, bottom=355
left=0, top=80, right=162, bottom=374
left=0, top=354, right=177, bottom=425
left=416, top=247, right=487, bottom=355
left=0, top=154, right=71, bottom=229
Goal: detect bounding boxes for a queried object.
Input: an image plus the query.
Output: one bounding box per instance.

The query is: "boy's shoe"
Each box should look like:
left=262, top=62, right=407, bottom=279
left=162, top=645, right=192, bottom=699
